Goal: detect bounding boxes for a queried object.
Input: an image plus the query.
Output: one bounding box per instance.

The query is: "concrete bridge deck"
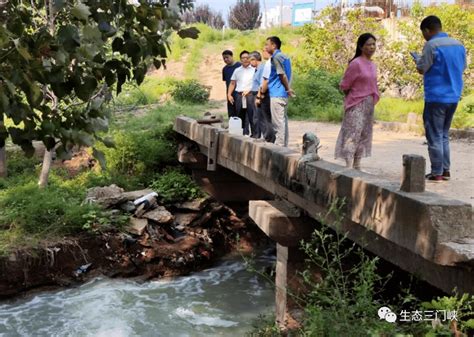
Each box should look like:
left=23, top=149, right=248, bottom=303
left=174, top=116, right=473, bottom=295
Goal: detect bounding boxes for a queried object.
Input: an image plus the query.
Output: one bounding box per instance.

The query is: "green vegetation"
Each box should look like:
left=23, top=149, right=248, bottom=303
left=249, top=201, right=474, bottom=336
left=300, top=5, right=473, bottom=97
left=113, top=77, right=178, bottom=107
left=0, top=98, right=212, bottom=255
left=375, top=94, right=474, bottom=129
left=0, top=0, right=194, bottom=189
left=150, top=168, right=203, bottom=204
left=288, top=70, right=344, bottom=122
left=172, top=79, right=211, bottom=104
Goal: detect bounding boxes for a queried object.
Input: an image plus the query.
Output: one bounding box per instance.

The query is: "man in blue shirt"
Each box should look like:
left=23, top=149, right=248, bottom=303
left=414, top=16, right=466, bottom=182
left=261, top=36, right=294, bottom=147
left=222, top=50, right=241, bottom=118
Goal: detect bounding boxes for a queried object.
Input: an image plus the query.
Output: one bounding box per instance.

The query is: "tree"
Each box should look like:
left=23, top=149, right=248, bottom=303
left=181, top=4, right=225, bottom=29
left=228, top=0, right=262, bottom=31
left=0, top=0, right=196, bottom=186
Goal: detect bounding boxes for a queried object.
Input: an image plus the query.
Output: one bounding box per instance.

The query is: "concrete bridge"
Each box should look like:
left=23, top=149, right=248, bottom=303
left=173, top=116, right=473, bottom=325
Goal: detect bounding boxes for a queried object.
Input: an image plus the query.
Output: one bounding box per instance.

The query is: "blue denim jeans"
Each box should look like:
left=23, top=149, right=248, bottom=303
left=423, top=102, right=458, bottom=175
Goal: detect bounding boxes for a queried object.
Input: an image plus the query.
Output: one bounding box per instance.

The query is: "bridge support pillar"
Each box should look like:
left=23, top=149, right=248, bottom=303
left=276, top=243, right=306, bottom=329
left=249, top=200, right=314, bottom=330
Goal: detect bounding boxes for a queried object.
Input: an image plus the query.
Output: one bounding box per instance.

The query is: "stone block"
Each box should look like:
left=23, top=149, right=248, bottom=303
left=400, top=154, right=425, bottom=193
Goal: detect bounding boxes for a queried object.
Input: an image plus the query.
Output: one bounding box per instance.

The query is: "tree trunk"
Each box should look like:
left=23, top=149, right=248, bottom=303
left=0, top=116, right=6, bottom=178
left=38, top=149, right=53, bottom=188
left=0, top=146, right=6, bottom=178
left=37, top=0, right=55, bottom=188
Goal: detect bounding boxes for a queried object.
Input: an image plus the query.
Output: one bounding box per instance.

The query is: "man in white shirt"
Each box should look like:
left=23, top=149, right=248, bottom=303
left=227, top=50, right=256, bottom=136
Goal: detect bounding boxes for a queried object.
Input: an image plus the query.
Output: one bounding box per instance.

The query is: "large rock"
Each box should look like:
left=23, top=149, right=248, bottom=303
left=127, top=217, right=148, bottom=236
left=143, top=206, right=174, bottom=224
left=85, top=185, right=125, bottom=208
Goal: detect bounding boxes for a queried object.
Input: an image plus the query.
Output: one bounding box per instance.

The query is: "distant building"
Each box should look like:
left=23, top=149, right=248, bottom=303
left=261, top=5, right=292, bottom=28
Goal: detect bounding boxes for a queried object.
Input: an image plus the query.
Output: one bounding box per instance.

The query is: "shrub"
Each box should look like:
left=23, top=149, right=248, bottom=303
left=248, top=200, right=474, bottom=336
left=172, top=79, right=210, bottom=104
left=100, top=129, right=177, bottom=187
left=453, top=93, right=474, bottom=129
left=288, top=69, right=344, bottom=122
left=0, top=182, right=97, bottom=236
left=150, top=168, right=203, bottom=204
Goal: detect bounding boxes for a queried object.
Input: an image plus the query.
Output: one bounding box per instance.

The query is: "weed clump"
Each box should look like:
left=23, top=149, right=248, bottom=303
left=172, top=79, right=210, bottom=104
left=150, top=168, right=203, bottom=204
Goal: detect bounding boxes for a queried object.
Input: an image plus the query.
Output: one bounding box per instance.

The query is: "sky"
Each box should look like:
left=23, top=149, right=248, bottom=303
left=195, top=0, right=455, bottom=15
left=194, top=0, right=296, bottom=15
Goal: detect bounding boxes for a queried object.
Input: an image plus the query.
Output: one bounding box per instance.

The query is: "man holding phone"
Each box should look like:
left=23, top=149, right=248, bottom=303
left=413, top=15, right=466, bottom=182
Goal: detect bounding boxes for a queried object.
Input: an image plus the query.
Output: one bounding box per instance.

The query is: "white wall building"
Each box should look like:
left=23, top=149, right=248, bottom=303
left=260, top=5, right=292, bottom=28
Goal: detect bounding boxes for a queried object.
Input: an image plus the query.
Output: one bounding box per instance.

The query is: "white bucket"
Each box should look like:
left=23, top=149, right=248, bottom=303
left=229, top=117, right=243, bottom=135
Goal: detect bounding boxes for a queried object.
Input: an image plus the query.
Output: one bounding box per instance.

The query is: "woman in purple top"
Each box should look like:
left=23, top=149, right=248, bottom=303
left=335, top=33, right=380, bottom=169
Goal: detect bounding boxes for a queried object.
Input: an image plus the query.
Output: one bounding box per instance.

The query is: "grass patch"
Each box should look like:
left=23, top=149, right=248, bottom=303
left=375, top=97, right=424, bottom=123
left=113, top=77, right=177, bottom=108
left=375, top=94, right=474, bottom=129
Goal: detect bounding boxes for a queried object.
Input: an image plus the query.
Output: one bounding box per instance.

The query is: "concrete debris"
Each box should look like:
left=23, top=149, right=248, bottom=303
left=143, top=206, right=174, bottom=224
left=127, top=217, right=148, bottom=236
left=85, top=184, right=126, bottom=208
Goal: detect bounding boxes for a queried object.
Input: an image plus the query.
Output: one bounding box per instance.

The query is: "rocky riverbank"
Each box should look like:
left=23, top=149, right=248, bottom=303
left=0, top=186, right=268, bottom=298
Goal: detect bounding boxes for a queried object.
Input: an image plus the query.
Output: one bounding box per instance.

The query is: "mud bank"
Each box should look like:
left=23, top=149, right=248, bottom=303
left=0, top=200, right=269, bottom=298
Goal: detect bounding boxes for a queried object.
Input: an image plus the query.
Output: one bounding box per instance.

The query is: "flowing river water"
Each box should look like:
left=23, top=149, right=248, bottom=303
left=0, top=252, right=275, bottom=337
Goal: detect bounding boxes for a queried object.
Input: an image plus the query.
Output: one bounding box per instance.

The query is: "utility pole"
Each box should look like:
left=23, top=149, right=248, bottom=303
left=263, top=0, right=268, bottom=29
left=278, top=0, right=283, bottom=27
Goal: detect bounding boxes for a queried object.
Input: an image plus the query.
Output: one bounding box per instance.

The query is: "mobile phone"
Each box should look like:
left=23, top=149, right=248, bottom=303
left=410, top=52, right=420, bottom=60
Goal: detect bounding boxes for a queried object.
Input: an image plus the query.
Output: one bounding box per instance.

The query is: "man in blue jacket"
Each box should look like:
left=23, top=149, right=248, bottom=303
left=415, top=15, right=466, bottom=182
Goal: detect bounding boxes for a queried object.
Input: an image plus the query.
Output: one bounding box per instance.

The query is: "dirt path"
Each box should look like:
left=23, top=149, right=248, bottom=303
left=150, top=47, right=230, bottom=101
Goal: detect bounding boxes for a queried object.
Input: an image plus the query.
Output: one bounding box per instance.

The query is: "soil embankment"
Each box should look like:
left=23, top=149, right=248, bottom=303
left=0, top=196, right=268, bottom=298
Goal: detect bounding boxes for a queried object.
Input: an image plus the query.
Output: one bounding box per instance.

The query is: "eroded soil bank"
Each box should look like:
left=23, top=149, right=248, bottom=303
left=0, top=199, right=269, bottom=299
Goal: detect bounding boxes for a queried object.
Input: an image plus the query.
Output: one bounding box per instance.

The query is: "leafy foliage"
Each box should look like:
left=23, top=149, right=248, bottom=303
left=300, top=5, right=473, bottom=99
left=288, top=69, right=344, bottom=121
left=0, top=100, right=211, bottom=253
left=228, top=0, right=262, bottom=31
left=0, top=0, right=193, bottom=160
left=172, top=79, right=210, bottom=104
left=150, top=167, right=203, bottom=204
left=99, top=128, right=177, bottom=187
